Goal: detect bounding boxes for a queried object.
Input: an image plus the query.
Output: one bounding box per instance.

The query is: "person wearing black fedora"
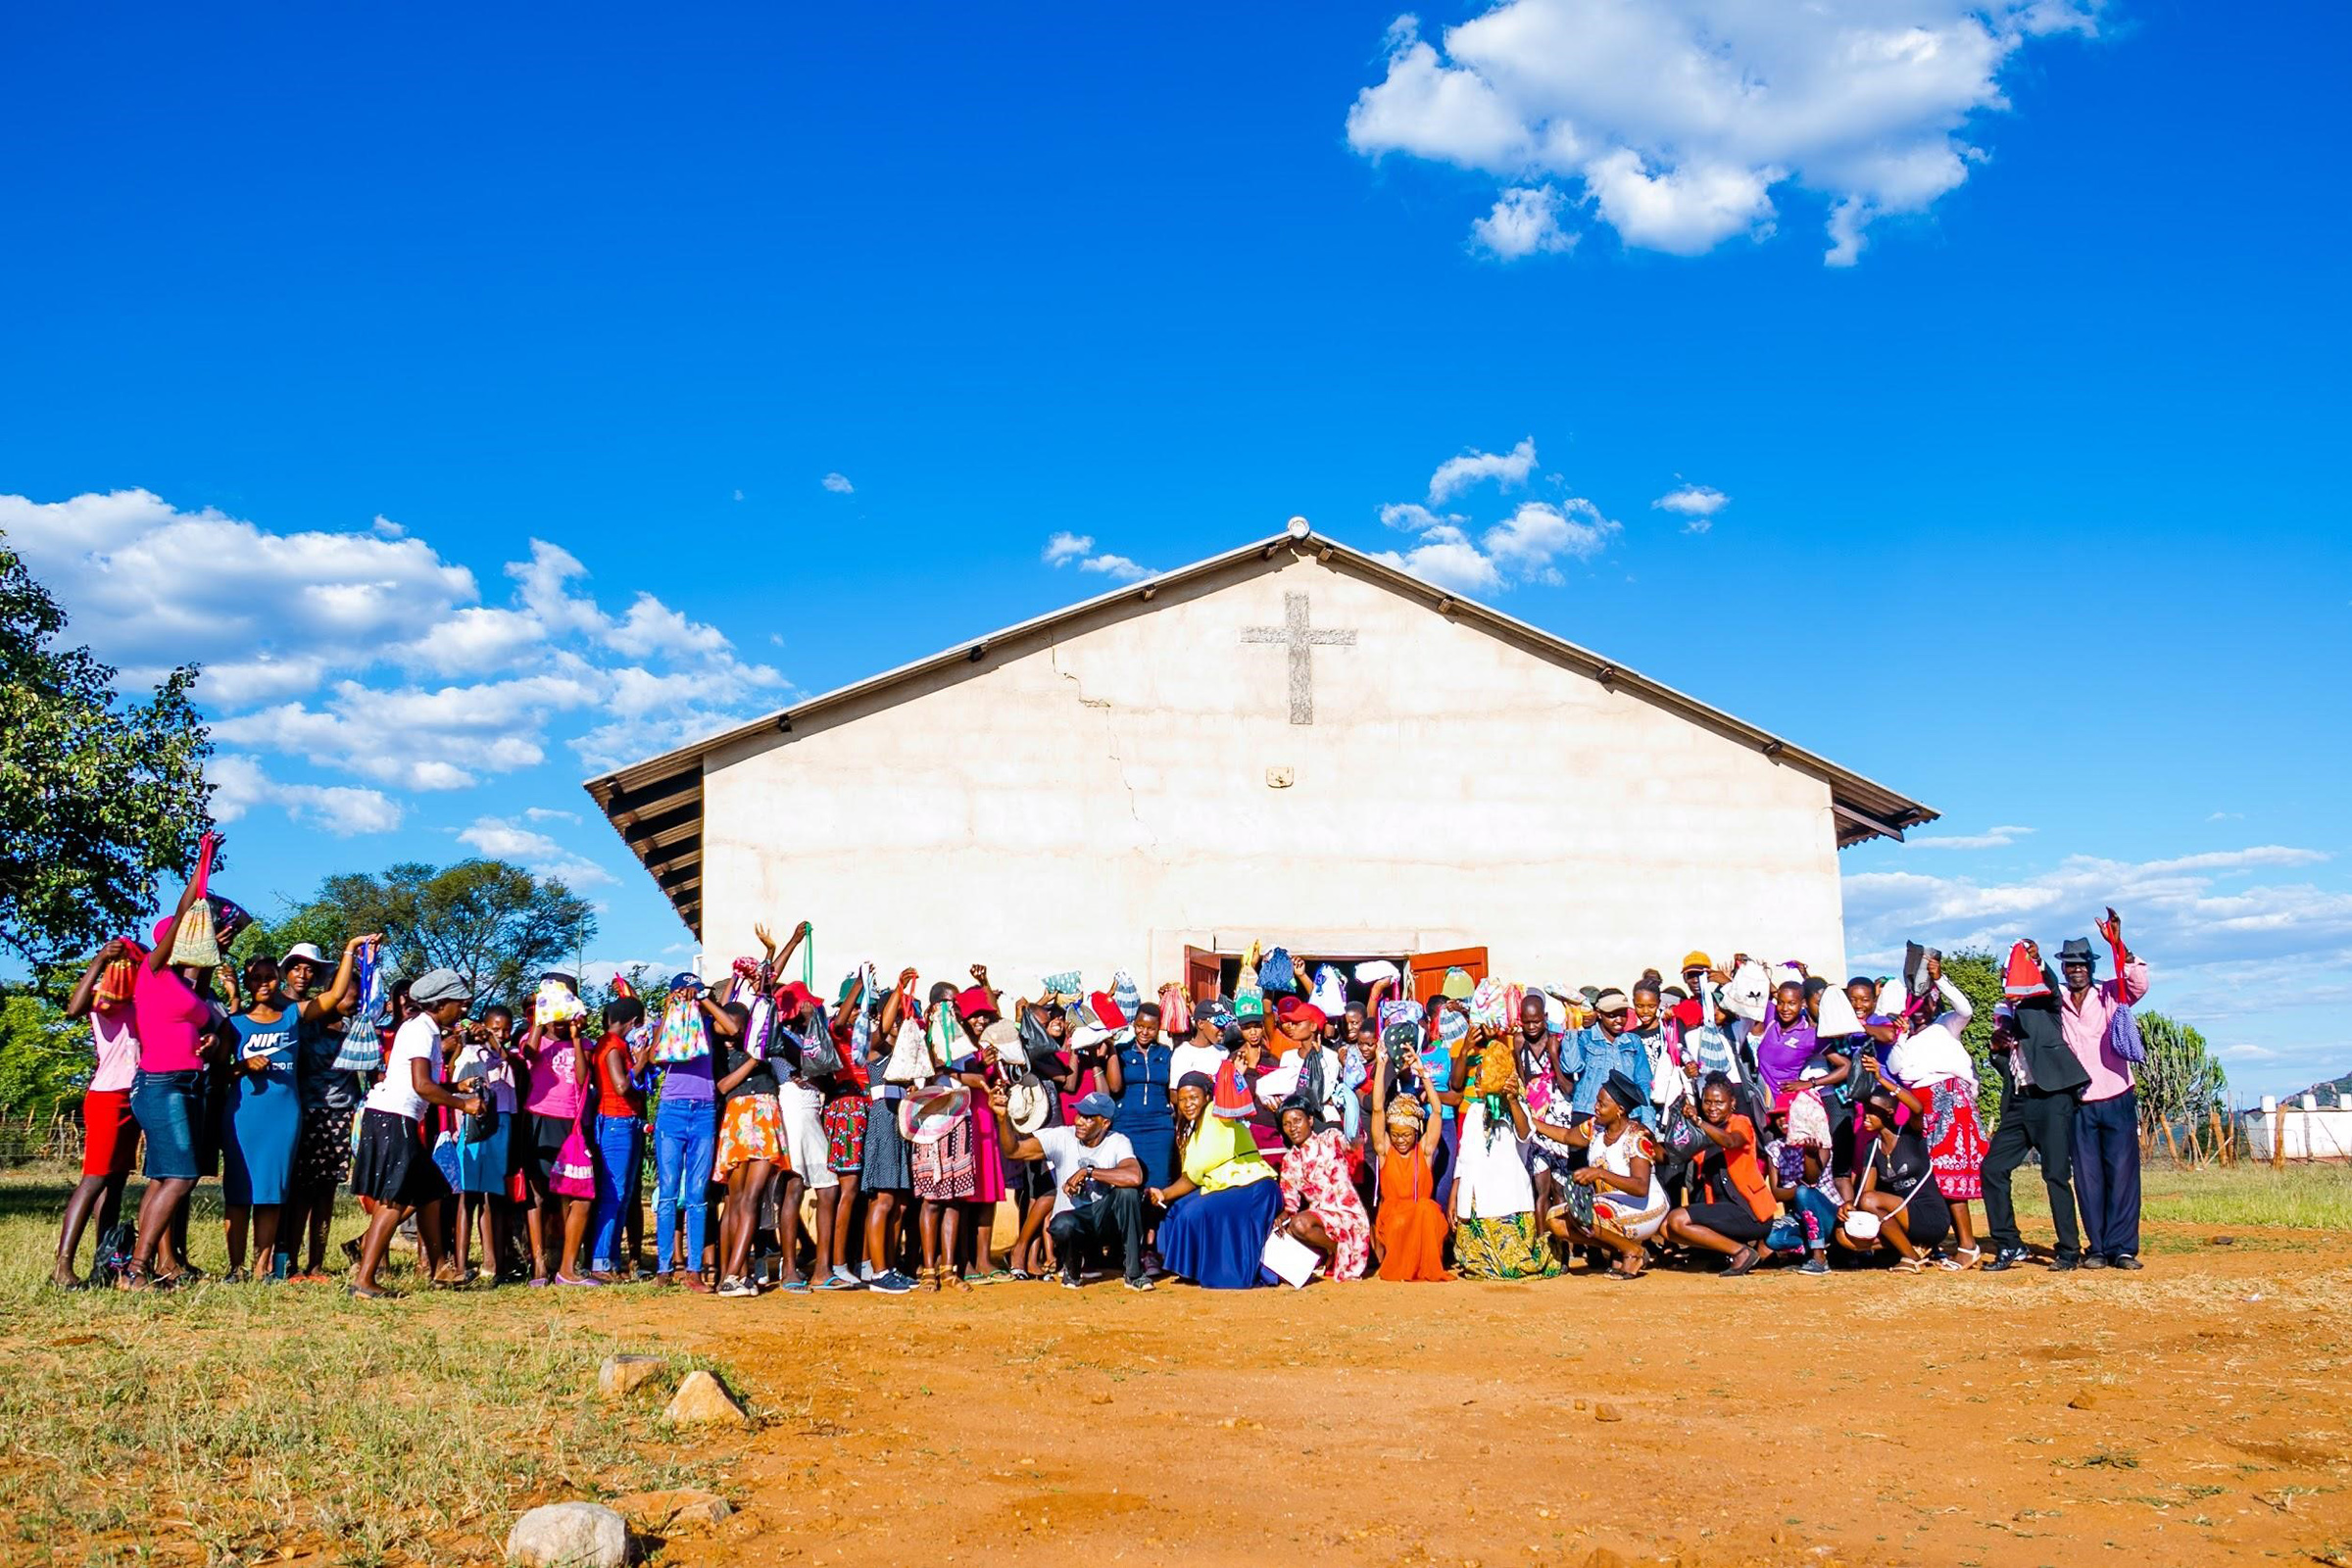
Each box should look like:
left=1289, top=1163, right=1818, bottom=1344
left=2056, top=911, right=2151, bottom=1270
left=1981, top=941, right=2091, bottom=1272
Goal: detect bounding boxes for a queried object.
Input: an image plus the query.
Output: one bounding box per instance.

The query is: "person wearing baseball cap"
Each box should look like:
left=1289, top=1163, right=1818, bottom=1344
left=1558, top=986, right=1654, bottom=1130
left=349, top=968, right=484, bottom=1298
left=988, top=1085, right=1149, bottom=1289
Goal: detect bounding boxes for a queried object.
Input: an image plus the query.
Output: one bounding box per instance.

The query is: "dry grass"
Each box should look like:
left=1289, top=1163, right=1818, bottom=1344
left=0, top=1168, right=743, bottom=1567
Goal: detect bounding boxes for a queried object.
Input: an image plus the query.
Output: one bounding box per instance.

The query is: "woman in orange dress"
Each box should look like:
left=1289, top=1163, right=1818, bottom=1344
left=1371, top=1090, right=1450, bottom=1282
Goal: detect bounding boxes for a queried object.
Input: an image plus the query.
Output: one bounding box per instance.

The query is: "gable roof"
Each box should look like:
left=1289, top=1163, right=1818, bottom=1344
left=583, top=524, right=1937, bottom=936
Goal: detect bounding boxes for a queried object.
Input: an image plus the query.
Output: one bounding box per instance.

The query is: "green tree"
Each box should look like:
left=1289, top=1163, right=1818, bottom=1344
left=1936, top=948, right=2007, bottom=1132
left=295, top=858, right=596, bottom=1006
left=0, top=534, right=213, bottom=973
left=2132, top=1010, right=2229, bottom=1146
left=0, top=992, right=91, bottom=1123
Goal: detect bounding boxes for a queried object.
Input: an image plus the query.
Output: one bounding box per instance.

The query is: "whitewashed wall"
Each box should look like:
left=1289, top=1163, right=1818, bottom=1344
left=697, top=551, right=1848, bottom=997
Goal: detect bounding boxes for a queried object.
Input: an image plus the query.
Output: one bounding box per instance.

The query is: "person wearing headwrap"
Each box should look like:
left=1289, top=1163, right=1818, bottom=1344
left=1438, top=1022, right=1558, bottom=1280
left=1273, top=1092, right=1370, bottom=1281
left=1539, top=1071, right=1668, bottom=1279
left=1368, top=1083, right=1449, bottom=1282
left=1151, top=1071, right=1279, bottom=1288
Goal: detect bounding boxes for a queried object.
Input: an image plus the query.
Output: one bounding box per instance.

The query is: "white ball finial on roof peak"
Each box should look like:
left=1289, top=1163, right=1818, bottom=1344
left=1285, top=515, right=1310, bottom=539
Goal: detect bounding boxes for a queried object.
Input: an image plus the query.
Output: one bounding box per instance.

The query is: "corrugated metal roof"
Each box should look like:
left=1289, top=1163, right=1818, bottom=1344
left=583, top=526, right=1938, bottom=936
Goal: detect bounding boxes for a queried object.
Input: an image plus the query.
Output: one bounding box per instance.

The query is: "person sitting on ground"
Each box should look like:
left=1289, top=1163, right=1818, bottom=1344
left=1663, top=1074, right=1778, bottom=1277
left=1150, top=1071, right=1280, bottom=1289
left=1367, top=1089, right=1450, bottom=1281
left=1539, top=1072, right=1668, bottom=1280
left=1445, top=1023, right=1559, bottom=1280
left=1274, top=1093, right=1370, bottom=1281
left=1836, top=1089, right=1953, bottom=1273
left=990, top=1086, right=1148, bottom=1290
left=1761, top=1088, right=1838, bottom=1276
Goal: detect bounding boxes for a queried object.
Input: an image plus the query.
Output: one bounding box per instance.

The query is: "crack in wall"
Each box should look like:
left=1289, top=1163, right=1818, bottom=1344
left=1051, top=639, right=1158, bottom=855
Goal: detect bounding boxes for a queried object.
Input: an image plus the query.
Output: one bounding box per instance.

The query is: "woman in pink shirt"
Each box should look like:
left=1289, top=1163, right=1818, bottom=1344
left=123, top=873, right=228, bottom=1290
left=53, top=938, right=145, bottom=1287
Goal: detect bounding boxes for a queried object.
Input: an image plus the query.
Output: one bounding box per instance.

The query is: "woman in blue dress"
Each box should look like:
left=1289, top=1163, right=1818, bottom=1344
left=1102, top=1002, right=1177, bottom=1188
left=222, top=940, right=376, bottom=1280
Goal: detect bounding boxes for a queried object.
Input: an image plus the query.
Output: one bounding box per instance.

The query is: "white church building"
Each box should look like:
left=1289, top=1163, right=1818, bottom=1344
left=585, top=521, right=1935, bottom=1000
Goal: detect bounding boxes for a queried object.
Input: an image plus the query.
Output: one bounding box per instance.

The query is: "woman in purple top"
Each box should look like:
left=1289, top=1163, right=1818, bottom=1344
left=1752, top=981, right=1818, bottom=1099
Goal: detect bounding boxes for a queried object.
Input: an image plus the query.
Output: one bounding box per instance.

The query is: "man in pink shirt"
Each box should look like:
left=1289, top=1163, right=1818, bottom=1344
left=2057, top=910, right=2151, bottom=1270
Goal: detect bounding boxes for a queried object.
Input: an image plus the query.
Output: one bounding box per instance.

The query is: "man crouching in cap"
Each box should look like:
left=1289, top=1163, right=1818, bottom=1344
left=989, top=1087, right=1151, bottom=1290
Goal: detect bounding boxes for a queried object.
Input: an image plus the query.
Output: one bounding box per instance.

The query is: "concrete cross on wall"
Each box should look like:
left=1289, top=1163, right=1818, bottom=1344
left=1241, top=591, right=1357, bottom=724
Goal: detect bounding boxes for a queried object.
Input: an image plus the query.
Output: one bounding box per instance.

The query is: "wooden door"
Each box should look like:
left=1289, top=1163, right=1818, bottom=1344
left=1184, top=945, right=1223, bottom=1005
left=1408, top=946, right=1487, bottom=1001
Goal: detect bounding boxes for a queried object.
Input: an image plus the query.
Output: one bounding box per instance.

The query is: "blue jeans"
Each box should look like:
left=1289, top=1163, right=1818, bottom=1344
left=1793, top=1186, right=1838, bottom=1250
left=653, top=1096, right=714, bottom=1273
left=592, top=1113, right=643, bottom=1270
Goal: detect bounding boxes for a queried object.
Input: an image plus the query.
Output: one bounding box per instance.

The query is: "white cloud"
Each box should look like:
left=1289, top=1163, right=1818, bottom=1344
left=1378, top=502, right=1464, bottom=533
left=1375, top=454, right=1620, bottom=593
left=1844, top=846, right=2348, bottom=974
left=1374, top=524, right=1502, bottom=594
left=1429, top=437, right=1538, bottom=503
left=1905, top=823, right=2036, bottom=851
left=1347, top=3, right=2099, bottom=266
left=1653, top=482, right=1731, bottom=535
left=821, top=472, right=855, bottom=495
left=731, top=489, right=745, bottom=502
left=209, top=753, right=405, bottom=837
left=1472, top=185, right=1576, bottom=259
left=457, top=815, right=614, bottom=888
left=524, top=807, right=580, bottom=824
left=1042, top=531, right=1152, bottom=583
left=0, top=488, right=479, bottom=695
left=1078, top=553, right=1152, bottom=583
left=2208, top=810, right=2245, bottom=822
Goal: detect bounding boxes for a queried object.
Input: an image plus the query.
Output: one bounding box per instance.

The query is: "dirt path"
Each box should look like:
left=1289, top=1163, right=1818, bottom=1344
left=589, top=1230, right=2352, bottom=1568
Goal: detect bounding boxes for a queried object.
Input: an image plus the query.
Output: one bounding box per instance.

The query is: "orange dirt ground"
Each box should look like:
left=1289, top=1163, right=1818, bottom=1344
left=595, top=1227, right=2351, bottom=1568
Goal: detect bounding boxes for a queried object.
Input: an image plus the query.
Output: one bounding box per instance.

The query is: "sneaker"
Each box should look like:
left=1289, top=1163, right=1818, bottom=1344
left=2080, top=1254, right=2108, bottom=1270
left=717, top=1276, right=759, bottom=1298
left=867, top=1269, right=916, bottom=1296
left=2110, top=1253, right=2143, bottom=1271
left=1060, top=1274, right=1085, bottom=1291
left=221, top=1267, right=252, bottom=1285
left=1797, top=1255, right=1831, bottom=1277
left=1122, top=1276, right=1155, bottom=1293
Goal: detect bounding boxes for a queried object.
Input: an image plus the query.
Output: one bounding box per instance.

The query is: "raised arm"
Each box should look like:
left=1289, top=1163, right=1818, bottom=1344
left=65, top=940, right=122, bottom=1020
left=147, top=849, right=211, bottom=975
left=299, top=932, right=384, bottom=1022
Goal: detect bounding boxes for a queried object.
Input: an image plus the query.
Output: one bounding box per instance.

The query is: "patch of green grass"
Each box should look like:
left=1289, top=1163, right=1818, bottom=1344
left=0, top=1165, right=738, bottom=1565
left=2006, top=1159, right=2352, bottom=1231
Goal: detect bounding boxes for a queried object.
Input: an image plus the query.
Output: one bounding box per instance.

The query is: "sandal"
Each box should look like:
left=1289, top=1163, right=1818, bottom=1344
left=1891, top=1256, right=1927, bottom=1274
left=1951, top=1246, right=1983, bottom=1270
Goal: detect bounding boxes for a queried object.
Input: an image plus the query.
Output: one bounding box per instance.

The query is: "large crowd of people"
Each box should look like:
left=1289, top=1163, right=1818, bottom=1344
left=51, top=848, right=2157, bottom=1296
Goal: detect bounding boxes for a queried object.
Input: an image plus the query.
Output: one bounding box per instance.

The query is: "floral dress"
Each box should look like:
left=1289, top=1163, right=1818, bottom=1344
left=1278, top=1127, right=1370, bottom=1280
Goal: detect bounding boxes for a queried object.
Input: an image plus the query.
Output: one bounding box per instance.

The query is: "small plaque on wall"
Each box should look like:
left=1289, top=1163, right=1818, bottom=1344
left=1265, top=766, right=1295, bottom=789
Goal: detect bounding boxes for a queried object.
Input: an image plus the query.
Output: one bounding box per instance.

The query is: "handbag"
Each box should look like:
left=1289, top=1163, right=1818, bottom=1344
left=881, top=989, right=936, bottom=1085
left=1559, top=1174, right=1597, bottom=1233
left=1659, top=1106, right=1709, bottom=1165
left=1259, top=947, right=1298, bottom=997
left=793, top=1013, right=847, bottom=1080
left=169, top=833, right=221, bottom=968
left=331, top=941, right=388, bottom=1073
left=2104, top=1004, right=2146, bottom=1065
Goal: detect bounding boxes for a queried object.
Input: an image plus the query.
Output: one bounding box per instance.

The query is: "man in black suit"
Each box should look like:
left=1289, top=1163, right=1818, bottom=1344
left=1981, top=940, right=2092, bottom=1271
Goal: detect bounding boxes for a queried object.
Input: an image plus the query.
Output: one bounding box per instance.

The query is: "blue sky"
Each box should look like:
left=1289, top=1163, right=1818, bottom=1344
left=5, top=3, right=2346, bottom=1094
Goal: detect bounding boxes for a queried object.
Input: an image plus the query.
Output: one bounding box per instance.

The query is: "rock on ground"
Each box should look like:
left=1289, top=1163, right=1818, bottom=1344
left=598, top=1355, right=665, bottom=1397
left=506, top=1501, right=628, bottom=1568
left=612, top=1490, right=733, bottom=1530
left=662, top=1369, right=749, bottom=1427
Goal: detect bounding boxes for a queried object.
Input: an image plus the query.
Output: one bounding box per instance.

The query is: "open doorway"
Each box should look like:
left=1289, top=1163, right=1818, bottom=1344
left=1182, top=945, right=1489, bottom=1008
